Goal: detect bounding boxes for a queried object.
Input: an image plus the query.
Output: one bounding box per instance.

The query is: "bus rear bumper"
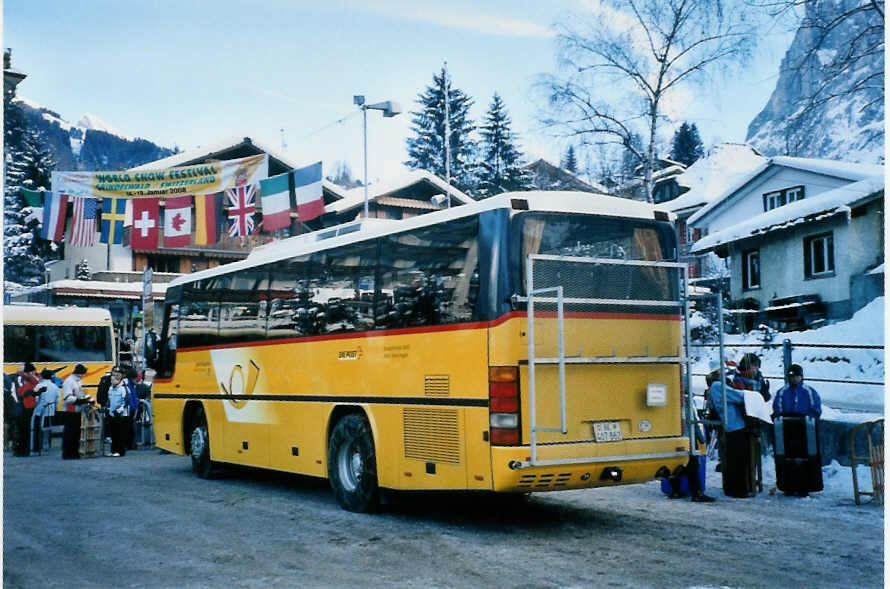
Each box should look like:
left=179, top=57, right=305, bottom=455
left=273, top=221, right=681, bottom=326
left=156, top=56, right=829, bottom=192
left=490, top=439, right=689, bottom=492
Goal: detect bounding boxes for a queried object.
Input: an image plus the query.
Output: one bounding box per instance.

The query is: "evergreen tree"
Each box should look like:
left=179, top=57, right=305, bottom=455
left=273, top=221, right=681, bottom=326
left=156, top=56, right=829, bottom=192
left=75, top=259, right=92, bottom=281
left=4, top=86, right=58, bottom=286
left=669, top=122, right=704, bottom=167
left=562, top=145, right=578, bottom=174
left=477, top=93, right=531, bottom=198
left=405, top=67, right=477, bottom=194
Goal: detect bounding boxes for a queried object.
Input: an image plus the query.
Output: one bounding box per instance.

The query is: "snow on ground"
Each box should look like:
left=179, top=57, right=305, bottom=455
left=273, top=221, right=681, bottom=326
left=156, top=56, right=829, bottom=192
left=690, top=297, right=885, bottom=414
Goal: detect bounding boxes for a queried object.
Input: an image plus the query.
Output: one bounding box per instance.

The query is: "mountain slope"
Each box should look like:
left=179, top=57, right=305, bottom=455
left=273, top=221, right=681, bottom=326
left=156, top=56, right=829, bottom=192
left=746, top=0, right=883, bottom=163
left=13, top=97, right=175, bottom=171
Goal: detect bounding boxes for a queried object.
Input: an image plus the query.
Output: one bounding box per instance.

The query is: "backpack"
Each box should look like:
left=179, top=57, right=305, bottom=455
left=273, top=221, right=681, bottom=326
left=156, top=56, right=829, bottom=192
left=97, top=374, right=111, bottom=407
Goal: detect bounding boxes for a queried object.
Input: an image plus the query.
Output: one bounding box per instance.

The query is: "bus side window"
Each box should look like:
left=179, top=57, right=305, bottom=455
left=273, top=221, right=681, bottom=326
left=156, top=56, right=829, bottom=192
left=377, top=216, right=480, bottom=329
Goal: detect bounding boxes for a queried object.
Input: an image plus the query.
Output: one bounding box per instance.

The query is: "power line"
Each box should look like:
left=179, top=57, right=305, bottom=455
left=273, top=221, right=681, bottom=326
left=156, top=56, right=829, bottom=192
left=290, top=109, right=362, bottom=144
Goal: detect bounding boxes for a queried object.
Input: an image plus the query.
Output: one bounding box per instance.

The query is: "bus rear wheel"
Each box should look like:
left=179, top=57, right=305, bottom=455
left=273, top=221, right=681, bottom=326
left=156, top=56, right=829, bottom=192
left=328, top=414, right=379, bottom=512
left=189, top=406, right=213, bottom=479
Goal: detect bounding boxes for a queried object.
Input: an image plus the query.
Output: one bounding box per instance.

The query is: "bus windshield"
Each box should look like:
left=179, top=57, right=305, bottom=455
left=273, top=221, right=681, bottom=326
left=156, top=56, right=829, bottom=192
left=514, top=212, right=677, bottom=303
left=3, top=324, right=113, bottom=363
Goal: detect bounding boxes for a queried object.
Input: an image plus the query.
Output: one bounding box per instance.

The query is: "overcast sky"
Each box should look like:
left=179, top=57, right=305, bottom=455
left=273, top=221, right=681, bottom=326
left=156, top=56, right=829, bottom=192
left=5, top=0, right=795, bottom=183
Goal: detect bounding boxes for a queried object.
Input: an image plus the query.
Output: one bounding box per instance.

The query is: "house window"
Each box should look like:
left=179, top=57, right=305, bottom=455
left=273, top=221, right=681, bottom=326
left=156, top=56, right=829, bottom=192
left=763, top=185, right=805, bottom=211
left=742, top=249, right=760, bottom=290
left=764, top=191, right=783, bottom=211
left=145, top=254, right=180, bottom=273
left=804, top=233, right=834, bottom=278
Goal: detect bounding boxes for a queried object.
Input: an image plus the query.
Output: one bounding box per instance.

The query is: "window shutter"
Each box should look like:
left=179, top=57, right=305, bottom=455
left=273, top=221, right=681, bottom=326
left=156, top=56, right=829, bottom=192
left=803, top=238, right=812, bottom=278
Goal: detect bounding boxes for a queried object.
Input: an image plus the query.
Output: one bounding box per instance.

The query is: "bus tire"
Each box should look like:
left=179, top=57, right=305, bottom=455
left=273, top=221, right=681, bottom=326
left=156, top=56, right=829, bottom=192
left=328, top=414, right=379, bottom=512
left=189, top=406, right=213, bottom=479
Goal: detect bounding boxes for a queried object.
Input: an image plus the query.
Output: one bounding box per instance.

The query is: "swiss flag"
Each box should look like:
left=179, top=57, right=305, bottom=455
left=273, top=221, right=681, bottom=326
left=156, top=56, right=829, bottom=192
left=131, top=198, right=160, bottom=250
left=163, top=195, right=192, bottom=248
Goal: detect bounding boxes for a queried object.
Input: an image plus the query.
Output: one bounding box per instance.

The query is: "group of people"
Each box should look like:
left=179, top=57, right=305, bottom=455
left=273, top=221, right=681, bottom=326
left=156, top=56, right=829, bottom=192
left=5, top=362, right=147, bottom=460
left=704, top=353, right=823, bottom=500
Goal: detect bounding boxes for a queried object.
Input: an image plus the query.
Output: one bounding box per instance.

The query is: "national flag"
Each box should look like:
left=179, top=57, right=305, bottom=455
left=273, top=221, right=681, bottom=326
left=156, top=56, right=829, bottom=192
left=41, top=192, right=68, bottom=242
left=100, top=197, right=127, bottom=245
left=163, top=195, right=193, bottom=248
left=259, top=172, right=292, bottom=232
left=293, top=162, right=324, bottom=222
left=131, top=198, right=160, bottom=250
left=22, top=188, right=45, bottom=224
left=69, top=197, right=98, bottom=247
left=226, top=184, right=257, bottom=238
left=194, top=193, right=222, bottom=245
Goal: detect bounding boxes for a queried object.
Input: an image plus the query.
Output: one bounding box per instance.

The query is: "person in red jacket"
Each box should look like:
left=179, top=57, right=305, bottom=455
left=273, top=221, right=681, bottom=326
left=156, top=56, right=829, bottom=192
left=13, top=362, right=38, bottom=457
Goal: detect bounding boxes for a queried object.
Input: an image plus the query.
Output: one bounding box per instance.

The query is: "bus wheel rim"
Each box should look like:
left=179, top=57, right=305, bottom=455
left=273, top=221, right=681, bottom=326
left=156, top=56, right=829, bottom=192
left=191, top=427, right=206, bottom=460
left=338, top=443, right=361, bottom=492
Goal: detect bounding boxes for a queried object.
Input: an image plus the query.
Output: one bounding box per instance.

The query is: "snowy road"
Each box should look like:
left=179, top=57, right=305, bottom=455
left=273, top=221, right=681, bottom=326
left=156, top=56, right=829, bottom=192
left=3, top=448, right=883, bottom=589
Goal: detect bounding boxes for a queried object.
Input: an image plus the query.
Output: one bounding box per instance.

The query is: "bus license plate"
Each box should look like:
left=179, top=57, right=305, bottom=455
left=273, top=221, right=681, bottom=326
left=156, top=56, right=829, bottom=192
left=593, top=421, right=622, bottom=443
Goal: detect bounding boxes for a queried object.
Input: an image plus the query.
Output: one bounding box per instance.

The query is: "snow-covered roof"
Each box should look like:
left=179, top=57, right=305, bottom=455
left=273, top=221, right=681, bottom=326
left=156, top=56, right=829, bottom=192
left=691, top=176, right=884, bottom=253
left=328, top=169, right=474, bottom=214
left=686, top=155, right=884, bottom=226
left=169, top=191, right=673, bottom=289
left=658, top=144, right=767, bottom=214
left=127, top=136, right=350, bottom=201
left=16, top=280, right=169, bottom=301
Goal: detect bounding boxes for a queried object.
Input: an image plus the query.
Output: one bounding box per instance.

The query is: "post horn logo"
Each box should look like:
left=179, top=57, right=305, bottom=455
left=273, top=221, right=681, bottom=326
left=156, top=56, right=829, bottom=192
left=219, top=359, right=260, bottom=408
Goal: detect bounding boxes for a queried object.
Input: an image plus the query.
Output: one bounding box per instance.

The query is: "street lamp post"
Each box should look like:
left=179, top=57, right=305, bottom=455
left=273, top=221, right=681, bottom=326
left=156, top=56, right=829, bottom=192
left=354, top=95, right=402, bottom=219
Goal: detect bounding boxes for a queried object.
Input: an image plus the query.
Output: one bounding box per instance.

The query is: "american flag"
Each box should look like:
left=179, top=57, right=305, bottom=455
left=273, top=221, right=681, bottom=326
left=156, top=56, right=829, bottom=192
left=226, top=184, right=257, bottom=238
left=69, top=196, right=98, bottom=247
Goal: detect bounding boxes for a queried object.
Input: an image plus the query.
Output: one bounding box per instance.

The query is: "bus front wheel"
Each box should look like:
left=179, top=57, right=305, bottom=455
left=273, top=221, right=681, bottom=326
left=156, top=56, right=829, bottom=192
left=328, top=414, right=379, bottom=512
left=189, top=407, right=213, bottom=479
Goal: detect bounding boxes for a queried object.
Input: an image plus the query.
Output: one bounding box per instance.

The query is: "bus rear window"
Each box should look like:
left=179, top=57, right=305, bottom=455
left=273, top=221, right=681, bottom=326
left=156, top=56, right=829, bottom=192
left=514, top=213, right=677, bottom=303
left=3, top=325, right=113, bottom=363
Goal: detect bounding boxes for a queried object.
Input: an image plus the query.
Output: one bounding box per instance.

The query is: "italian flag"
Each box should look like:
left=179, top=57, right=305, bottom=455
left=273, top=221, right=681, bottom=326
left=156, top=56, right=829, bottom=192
left=259, top=172, right=292, bottom=232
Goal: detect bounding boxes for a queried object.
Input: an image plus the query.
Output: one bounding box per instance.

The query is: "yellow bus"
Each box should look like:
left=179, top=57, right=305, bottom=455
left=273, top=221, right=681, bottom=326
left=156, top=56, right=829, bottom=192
left=149, top=192, right=691, bottom=511
left=3, top=304, right=116, bottom=403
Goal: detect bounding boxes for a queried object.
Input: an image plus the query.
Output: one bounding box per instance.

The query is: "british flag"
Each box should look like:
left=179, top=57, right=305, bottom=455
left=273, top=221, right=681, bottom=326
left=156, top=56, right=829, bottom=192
left=226, top=184, right=257, bottom=238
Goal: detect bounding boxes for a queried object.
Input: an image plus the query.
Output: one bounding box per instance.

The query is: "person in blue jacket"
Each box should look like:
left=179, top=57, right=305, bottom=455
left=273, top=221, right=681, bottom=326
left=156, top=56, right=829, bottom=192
left=773, top=364, right=821, bottom=419
left=772, top=364, right=823, bottom=496
left=708, top=363, right=754, bottom=498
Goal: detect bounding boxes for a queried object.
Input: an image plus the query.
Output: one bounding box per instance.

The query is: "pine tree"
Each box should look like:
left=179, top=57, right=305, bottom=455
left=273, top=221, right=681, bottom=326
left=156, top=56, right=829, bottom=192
left=405, top=67, right=477, bottom=194
left=477, top=93, right=531, bottom=198
left=669, top=122, right=704, bottom=167
left=4, top=86, right=59, bottom=286
left=562, top=145, right=578, bottom=174
left=75, top=259, right=92, bottom=281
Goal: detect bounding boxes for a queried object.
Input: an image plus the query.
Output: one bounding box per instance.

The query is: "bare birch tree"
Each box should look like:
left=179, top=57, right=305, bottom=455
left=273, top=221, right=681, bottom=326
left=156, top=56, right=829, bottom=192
left=539, top=0, right=754, bottom=202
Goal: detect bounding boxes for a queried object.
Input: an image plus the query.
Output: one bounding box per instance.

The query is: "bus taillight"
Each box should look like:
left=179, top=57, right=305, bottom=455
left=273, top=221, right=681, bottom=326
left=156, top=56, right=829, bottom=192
left=489, top=366, right=520, bottom=445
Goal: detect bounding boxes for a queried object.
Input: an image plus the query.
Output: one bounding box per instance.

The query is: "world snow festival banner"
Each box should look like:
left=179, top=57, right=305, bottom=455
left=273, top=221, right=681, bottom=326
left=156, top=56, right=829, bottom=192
left=50, top=153, right=268, bottom=199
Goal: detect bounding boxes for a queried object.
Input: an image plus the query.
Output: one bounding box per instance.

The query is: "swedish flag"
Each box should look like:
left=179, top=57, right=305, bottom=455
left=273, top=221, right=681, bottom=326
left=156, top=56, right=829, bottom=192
left=100, top=197, right=127, bottom=245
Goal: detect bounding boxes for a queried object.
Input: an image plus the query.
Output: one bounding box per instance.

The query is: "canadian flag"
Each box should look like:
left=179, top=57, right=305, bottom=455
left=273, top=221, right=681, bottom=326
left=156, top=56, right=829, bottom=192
left=163, top=195, right=192, bottom=248
left=131, top=198, right=160, bottom=250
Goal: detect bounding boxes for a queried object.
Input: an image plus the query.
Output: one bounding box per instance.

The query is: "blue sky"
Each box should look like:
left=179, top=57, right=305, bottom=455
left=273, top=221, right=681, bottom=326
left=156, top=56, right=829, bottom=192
left=5, top=0, right=794, bottom=183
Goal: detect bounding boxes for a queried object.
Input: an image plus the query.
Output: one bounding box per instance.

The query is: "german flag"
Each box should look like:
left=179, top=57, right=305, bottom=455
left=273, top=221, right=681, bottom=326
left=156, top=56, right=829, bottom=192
left=194, top=192, right=222, bottom=245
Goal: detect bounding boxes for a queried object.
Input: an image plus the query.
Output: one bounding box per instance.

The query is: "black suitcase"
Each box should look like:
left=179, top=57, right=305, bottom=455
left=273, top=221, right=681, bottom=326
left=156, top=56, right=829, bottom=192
left=774, top=416, right=823, bottom=495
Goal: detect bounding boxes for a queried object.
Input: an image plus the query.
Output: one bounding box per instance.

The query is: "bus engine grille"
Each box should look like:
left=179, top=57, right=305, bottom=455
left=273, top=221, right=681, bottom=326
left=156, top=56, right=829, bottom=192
left=403, top=408, right=461, bottom=464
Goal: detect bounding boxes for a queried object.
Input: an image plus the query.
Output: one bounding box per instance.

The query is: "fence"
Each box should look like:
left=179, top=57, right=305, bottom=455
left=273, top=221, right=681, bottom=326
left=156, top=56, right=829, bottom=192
left=688, top=340, right=884, bottom=407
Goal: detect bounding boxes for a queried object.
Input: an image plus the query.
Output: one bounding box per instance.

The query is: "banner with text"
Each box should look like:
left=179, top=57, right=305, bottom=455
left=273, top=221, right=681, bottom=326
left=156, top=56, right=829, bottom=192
left=51, top=153, right=268, bottom=199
